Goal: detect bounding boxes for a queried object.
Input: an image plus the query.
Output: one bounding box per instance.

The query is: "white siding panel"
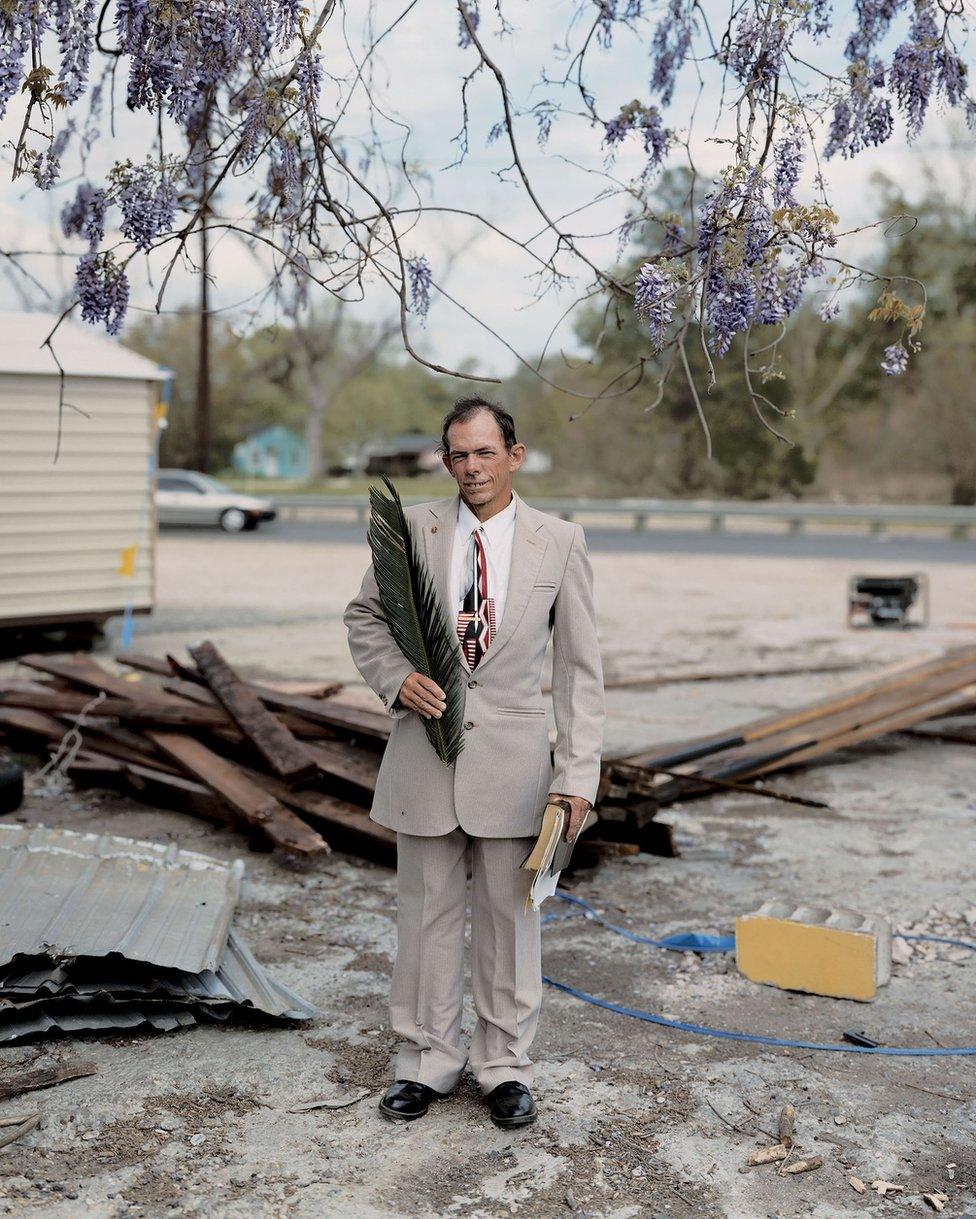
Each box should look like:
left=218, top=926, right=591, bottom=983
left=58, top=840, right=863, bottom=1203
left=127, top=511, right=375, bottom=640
left=0, top=374, right=156, bottom=624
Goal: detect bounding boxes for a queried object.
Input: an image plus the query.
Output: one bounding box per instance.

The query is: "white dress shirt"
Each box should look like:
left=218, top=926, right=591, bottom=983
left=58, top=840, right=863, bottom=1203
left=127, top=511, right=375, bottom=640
left=449, top=490, right=517, bottom=633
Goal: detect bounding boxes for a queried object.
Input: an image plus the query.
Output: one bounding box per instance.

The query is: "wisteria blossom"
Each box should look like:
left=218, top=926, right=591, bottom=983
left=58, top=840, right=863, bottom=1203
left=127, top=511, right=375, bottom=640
left=0, top=0, right=972, bottom=425
left=633, top=261, right=681, bottom=350
left=407, top=255, right=433, bottom=326
left=881, top=342, right=910, bottom=375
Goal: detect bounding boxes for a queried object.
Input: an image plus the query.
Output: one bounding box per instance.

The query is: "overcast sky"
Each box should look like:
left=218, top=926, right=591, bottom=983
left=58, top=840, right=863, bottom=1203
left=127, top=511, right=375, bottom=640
left=0, top=1, right=969, bottom=379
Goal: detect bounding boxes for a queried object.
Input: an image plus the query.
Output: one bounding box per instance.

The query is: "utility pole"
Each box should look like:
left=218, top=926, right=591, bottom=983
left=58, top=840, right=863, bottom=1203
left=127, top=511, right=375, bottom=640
left=194, top=153, right=211, bottom=473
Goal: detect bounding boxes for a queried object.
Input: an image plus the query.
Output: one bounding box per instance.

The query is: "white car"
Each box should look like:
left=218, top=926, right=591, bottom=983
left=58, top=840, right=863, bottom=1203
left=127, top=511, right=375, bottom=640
left=155, top=469, right=278, bottom=533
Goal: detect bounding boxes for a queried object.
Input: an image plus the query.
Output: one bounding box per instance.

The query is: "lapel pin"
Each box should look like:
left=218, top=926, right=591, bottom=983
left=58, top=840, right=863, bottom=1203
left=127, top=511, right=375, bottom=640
left=431, top=525, right=438, bottom=533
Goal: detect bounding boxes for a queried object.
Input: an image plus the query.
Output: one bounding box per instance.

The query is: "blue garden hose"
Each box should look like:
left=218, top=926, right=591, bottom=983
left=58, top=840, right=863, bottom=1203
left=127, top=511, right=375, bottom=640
left=541, top=891, right=976, bottom=1057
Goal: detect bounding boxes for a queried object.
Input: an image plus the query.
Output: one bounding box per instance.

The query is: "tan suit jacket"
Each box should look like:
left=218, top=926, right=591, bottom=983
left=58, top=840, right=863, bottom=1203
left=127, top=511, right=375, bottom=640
left=342, top=487, right=605, bottom=838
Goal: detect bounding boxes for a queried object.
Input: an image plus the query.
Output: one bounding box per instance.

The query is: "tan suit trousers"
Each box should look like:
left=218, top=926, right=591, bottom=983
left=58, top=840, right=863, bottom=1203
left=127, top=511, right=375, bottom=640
left=390, top=828, right=543, bottom=1095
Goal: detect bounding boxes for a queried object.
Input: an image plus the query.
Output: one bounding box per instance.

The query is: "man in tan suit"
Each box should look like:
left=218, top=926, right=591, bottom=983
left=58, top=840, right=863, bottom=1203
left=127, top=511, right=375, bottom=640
left=342, top=397, right=605, bottom=1128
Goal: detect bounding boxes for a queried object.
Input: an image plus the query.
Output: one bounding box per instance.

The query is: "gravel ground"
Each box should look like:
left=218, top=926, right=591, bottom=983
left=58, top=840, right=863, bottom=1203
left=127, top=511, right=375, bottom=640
left=0, top=527, right=974, bottom=1218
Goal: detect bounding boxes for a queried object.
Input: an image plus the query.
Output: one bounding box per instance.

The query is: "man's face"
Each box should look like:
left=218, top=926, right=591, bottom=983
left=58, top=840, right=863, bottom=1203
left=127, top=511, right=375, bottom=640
left=441, top=409, right=525, bottom=513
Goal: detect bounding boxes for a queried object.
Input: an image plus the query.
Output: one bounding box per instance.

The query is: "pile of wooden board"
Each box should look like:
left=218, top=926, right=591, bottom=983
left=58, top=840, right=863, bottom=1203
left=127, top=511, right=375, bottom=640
left=604, top=644, right=976, bottom=808
left=0, top=644, right=398, bottom=866
left=4, top=643, right=970, bottom=866
left=0, top=644, right=668, bottom=863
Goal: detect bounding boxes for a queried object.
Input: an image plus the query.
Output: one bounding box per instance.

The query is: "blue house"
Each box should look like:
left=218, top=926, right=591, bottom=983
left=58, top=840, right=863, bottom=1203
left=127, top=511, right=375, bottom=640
left=233, top=425, right=308, bottom=480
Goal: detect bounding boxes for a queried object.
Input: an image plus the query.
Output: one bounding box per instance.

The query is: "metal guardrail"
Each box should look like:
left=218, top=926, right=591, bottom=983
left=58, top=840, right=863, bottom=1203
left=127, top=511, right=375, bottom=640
left=271, top=494, right=976, bottom=538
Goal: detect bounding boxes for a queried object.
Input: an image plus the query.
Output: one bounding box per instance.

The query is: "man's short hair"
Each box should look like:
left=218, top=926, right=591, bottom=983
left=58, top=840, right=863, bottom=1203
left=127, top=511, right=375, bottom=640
left=439, top=397, right=518, bottom=455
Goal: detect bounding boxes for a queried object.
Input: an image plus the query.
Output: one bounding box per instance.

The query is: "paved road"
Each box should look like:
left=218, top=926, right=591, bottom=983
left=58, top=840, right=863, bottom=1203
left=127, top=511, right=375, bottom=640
left=163, top=519, right=976, bottom=563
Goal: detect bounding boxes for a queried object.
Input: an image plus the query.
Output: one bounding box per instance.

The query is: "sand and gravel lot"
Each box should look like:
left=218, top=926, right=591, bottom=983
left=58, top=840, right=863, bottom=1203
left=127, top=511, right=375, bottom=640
left=1, top=522, right=974, bottom=1217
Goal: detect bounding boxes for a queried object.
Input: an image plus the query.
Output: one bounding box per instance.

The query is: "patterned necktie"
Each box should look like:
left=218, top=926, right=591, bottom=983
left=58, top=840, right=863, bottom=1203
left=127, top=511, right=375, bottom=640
left=456, top=526, right=495, bottom=667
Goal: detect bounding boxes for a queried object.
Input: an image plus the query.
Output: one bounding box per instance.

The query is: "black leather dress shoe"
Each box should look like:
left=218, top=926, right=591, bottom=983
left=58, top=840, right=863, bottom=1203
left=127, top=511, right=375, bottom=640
left=486, top=1081, right=537, bottom=1129
left=378, top=1079, right=446, bottom=1121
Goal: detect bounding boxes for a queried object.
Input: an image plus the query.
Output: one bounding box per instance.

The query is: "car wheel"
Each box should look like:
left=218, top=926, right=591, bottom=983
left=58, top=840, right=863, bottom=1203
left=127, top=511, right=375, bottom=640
left=220, top=507, right=248, bottom=533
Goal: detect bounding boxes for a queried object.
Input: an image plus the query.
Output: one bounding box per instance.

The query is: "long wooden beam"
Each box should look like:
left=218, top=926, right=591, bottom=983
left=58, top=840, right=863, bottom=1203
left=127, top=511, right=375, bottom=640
left=621, top=646, right=976, bottom=769
left=189, top=641, right=319, bottom=788
left=145, top=730, right=329, bottom=859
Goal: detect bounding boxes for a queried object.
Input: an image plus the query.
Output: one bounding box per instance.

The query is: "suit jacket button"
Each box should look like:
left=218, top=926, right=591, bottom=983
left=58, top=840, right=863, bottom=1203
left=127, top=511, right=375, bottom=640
left=464, top=720, right=474, bottom=729
left=467, top=679, right=477, bottom=688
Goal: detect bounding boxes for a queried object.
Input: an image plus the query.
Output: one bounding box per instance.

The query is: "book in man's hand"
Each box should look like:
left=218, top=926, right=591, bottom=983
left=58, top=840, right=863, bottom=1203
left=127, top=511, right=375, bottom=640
left=519, top=798, right=598, bottom=912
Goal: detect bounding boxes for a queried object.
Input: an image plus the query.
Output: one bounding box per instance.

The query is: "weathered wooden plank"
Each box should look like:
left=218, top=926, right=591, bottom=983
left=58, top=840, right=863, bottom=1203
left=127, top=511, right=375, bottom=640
left=622, top=645, right=976, bottom=769
left=303, top=739, right=381, bottom=796
left=0, top=683, right=230, bottom=728
left=162, top=678, right=335, bottom=740
left=188, top=642, right=320, bottom=788
left=18, top=653, right=159, bottom=700
left=230, top=761, right=394, bottom=865
left=65, top=747, right=235, bottom=827
left=145, top=729, right=328, bottom=858
left=115, top=648, right=391, bottom=743
left=163, top=652, right=391, bottom=743
left=0, top=705, right=70, bottom=742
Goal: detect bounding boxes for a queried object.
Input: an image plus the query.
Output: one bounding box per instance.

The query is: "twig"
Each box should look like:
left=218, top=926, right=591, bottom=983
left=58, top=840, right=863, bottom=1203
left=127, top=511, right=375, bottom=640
left=611, top=760, right=831, bottom=810
left=0, top=1113, right=40, bottom=1150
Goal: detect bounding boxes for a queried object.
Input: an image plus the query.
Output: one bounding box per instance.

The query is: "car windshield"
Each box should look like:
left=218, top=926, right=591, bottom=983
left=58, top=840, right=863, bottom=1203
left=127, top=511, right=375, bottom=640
left=196, top=474, right=232, bottom=493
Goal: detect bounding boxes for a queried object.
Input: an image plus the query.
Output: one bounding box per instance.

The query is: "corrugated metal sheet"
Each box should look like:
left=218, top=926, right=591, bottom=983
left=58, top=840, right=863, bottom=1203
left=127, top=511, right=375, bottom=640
left=0, top=312, right=167, bottom=380
left=0, top=825, right=243, bottom=974
left=0, top=931, right=318, bottom=1022
left=0, top=824, right=318, bottom=1043
left=0, top=1005, right=199, bottom=1044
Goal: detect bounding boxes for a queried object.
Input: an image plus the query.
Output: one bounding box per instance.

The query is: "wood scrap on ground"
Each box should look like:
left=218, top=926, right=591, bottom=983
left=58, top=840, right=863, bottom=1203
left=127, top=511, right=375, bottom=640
left=0, top=644, right=666, bottom=866
left=0, top=1058, right=98, bottom=1101
left=2, top=642, right=974, bottom=868
left=188, top=641, right=320, bottom=788
left=603, top=644, right=976, bottom=810
left=1, top=647, right=384, bottom=864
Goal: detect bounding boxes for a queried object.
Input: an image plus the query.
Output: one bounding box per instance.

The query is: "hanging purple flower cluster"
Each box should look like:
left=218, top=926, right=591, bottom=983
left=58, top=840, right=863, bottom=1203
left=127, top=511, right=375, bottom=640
left=610, top=0, right=976, bottom=377
left=602, top=102, right=671, bottom=170
left=824, top=59, right=893, bottom=159
left=634, top=143, right=838, bottom=361
left=458, top=2, right=480, bottom=49
left=76, top=251, right=130, bottom=335
left=633, top=261, right=680, bottom=350
left=722, top=8, right=790, bottom=97
left=888, top=1, right=968, bottom=136
left=772, top=128, right=804, bottom=209
left=881, top=342, right=909, bottom=375
left=113, top=161, right=178, bottom=252
left=406, top=255, right=433, bottom=326
left=266, top=135, right=301, bottom=211
left=60, top=182, right=108, bottom=246
left=827, top=0, right=972, bottom=161
left=648, top=0, right=695, bottom=107
left=2, top=0, right=326, bottom=333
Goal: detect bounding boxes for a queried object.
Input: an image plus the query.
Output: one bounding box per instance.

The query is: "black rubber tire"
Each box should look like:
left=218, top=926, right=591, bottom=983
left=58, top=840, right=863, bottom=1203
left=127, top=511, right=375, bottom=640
left=0, top=763, right=24, bottom=815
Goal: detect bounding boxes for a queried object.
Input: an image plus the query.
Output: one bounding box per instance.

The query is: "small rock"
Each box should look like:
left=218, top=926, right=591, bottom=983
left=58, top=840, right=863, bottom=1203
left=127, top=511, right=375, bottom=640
left=188, top=1132, right=206, bottom=1146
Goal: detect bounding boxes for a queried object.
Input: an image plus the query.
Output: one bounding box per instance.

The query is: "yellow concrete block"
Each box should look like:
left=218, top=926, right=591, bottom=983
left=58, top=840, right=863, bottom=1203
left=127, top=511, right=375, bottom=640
left=735, top=901, right=891, bottom=1002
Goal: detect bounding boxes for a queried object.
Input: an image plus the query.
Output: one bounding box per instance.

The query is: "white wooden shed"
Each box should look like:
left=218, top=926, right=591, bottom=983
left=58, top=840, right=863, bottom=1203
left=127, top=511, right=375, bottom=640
left=0, top=312, right=167, bottom=632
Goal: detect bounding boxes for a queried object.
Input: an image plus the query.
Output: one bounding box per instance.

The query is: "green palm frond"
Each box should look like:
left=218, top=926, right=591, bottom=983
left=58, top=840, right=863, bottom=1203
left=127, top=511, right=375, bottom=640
left=367, top=474, right=465, bottom=765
